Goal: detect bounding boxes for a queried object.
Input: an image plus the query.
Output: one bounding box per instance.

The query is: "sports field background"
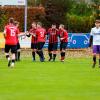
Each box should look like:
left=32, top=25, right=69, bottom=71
left=0, top=49, right=100, bottom=100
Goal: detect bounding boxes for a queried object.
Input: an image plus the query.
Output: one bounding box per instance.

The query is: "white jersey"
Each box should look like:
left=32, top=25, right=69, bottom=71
left=90, top=27, right=100, bottom=45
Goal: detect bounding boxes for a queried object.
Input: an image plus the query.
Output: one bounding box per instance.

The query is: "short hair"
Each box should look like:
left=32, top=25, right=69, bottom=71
left=9, top=17, right=14, bottom=24
left=60, top=24, right=65, bottom=28
left=32, top=21, right=36, bottom=24
left=37, top=22, right=42, bottom=26
left=14, top=21, right=19, bottom=26
left=95, top=19, right=100, bottom=23
left=52, top=23, right=56, bottom=26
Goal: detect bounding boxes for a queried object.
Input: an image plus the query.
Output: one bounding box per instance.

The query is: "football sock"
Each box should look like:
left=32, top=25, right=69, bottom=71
left=49, top=53, right=52, bottom=59
left=18, top=51, right=20, bottom=61
left=99, top=59, right=100, bottom=66
left=93, top=56, right=96, bottom=63
left=15, top=52, right=17, bottom=60
left=40, top=50, right=44, bottom=59
left=37, top=51, right=44, bottom=59
left=32, top=52, right=35, bottom=61
left=53, top=54, right=56, bottom=61
left=61, top=52, right=65, bottom=57
left=6, top=55, right=9, bottom=59
left=12, top=60, right=15, bottom=63
left=6, top=55, right=10, bottom=61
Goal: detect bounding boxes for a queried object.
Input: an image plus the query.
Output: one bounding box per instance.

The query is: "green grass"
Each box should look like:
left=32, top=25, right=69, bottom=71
left=0, top=57, right=100, bottom=100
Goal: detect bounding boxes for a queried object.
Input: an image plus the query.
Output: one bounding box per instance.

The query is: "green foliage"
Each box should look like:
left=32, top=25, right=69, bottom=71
left=91, top=0, right=100, bottom=19
left=69, top=2, right=93, bottom=16
left=0, top=9, right=8, bottom=31
left=28, top=0, right=46, bottom=6
left=92, top=0, right=100, bottom=5
left=45, top=0, right=74, bottom=27
left=66, top=14, right=95, bottom=33
left=65, top=2, right=96, bottom=33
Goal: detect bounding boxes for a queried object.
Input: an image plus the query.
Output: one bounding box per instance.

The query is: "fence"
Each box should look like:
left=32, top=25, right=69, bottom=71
left=0, top=33, right=90, bottom=49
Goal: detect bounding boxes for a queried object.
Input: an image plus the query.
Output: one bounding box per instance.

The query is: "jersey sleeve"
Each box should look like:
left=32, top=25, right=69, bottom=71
left=29, top=29, right=32, bottom=33
left=3, top=26, right=7, bottom=35
left=17, top=28, right=20, bottom=34
left=63, top=30, right=68, bottom=39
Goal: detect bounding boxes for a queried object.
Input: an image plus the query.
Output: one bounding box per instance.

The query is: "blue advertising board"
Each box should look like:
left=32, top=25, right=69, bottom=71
left=44, top=33, right=90, bottom=49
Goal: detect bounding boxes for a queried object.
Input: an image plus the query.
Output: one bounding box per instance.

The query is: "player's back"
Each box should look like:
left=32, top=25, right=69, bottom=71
left=5, top=24, right=18, bottom=45
left=36, top=27, right=46, bottom=42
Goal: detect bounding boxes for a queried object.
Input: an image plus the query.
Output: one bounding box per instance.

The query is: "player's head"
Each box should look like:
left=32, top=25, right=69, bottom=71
left=52, top=24, right=56, bottom=29
left=95, top=19, right=100, bottom=28
left=14, top=21, right=19, bottom=27
left=59, top=24, right=65, bottom=30
left=32, top=22, right=36, bottom=29
left=9, top=17, right=14, bottom=24
left=37, top=22, right=42, bottom=28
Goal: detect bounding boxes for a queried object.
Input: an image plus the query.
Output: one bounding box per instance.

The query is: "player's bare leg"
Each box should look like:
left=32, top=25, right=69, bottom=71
left=5, top=53, right=11, bottom=67
left=92, top=53, right=96, bottom=68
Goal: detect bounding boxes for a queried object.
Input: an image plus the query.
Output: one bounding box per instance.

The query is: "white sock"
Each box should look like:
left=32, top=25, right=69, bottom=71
left=11, top=63, right=15, bottom=67
left=8, top=57, right=10, bottom=61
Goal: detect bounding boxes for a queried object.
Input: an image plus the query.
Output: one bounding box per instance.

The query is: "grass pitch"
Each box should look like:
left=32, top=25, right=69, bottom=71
left=0, top=57, right=100, bottom=100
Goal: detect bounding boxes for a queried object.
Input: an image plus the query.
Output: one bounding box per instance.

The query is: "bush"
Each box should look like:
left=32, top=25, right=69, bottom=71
left=0, top=6, right=45, bottom=31
left=66, top=14, right=95, bottom=33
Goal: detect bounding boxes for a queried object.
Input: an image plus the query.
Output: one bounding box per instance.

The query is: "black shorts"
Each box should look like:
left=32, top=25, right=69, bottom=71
left=17, top=43, right=20, bottom=50
left=5, top=45, right=17, bottom=53
left=60, top=42, right=68, bottom=51
left=31, top=43, right=37, bottom=49
left=37, top=42, right=45, bottom=50
left=48, top=42, right=58, bottom=51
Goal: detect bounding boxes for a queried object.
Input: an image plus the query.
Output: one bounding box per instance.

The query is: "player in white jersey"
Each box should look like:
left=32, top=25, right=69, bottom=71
left=89, top=19, right=100, bottom=68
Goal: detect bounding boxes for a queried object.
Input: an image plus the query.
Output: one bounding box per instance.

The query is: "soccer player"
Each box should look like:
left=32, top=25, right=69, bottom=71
left=47, top=24, right=59, bottom=61
left=26, top=22, right=37, bottom=61
left=89, top=19, right=100, bottom=68
left=14, top=21, right=21, bottom=61
left=36, top=22, right=46, bottom=62
left=59, top=24, right=68, bottom=62
left=4, top=18, right=19, bottom=67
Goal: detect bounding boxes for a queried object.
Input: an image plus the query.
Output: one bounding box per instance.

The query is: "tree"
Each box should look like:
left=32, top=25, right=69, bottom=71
left=28, top=0, right=46, bottom=6
left=45, top=0, right=74, bottom=27
left=92, top=0, right=100, bottom=19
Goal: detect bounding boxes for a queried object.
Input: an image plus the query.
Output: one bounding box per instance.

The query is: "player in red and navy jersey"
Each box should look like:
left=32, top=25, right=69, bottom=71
left=59, top=24, right=68, bottom=62
left=3, top=18, right=19, bottom=67
left=26, top=22, right=37, bottom=61
left=14, top=21, right=21, bottom=61
left=36, top=22, right=46, bottom=62
left=47, top=24, right=59, bottom=61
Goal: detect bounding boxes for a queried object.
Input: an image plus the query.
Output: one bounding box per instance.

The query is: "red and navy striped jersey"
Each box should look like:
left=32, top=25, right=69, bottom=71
left=59, top=29, right=68, bottom=42
left=29, top=28, right=37, bottom=44
left=48, top=28, right=59, bottom=43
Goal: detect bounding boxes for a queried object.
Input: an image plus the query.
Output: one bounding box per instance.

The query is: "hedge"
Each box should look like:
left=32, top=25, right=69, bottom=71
left=0, top=6, right=45, bottom=31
